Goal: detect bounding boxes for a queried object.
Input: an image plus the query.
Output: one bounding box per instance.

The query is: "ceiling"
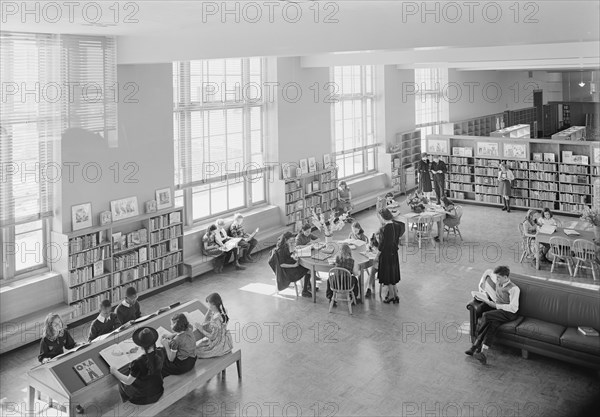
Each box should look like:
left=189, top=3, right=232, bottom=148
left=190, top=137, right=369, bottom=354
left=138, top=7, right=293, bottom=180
left=2, top=0, right=599, bottom=70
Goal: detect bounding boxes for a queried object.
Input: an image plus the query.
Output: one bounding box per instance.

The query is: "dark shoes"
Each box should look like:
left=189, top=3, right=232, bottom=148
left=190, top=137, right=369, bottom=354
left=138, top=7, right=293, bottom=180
left=302, top=290, right=312, bottom=298
left=383, top=296, right=399, bottom=304
left=473, top=351, right=487, bottom=365
left=464, top=345, right=478, bottom=356
left=365, top=288, right=372, bottom=298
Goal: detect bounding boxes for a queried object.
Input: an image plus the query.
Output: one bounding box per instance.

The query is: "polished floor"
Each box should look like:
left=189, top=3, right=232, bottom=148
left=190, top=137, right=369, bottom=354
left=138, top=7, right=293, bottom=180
left=1, top=202, right=599, bottom=417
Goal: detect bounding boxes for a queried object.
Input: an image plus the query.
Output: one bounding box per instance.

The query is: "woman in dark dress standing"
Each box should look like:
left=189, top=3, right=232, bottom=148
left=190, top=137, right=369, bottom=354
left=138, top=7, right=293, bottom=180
left=110, top=327, right=165, bottom=405
left=377, top=208, right=403, bottom=304
left=268, top=231, right=312, bottom=297
left=416, top=152, right=432, bottom=198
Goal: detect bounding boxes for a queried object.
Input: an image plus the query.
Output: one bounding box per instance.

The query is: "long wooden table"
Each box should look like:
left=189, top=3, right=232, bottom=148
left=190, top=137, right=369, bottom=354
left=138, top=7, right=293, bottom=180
left=535, top=223, right=595, bottom=270
left=297, top=241, right=373, bottom=303
left=27, top=300, right=206, bottom=416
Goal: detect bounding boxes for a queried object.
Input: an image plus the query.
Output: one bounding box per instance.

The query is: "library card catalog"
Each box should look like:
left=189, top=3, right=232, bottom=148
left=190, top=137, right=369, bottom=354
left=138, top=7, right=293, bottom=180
left=73, top=358, right=104, bottom=385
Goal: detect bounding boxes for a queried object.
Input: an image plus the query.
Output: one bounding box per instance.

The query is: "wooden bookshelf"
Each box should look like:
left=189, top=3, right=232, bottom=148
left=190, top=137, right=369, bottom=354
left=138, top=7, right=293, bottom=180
left=443, top=113, right=504, bottom=137
left=427, top=135, right=599, bottom=215
left=551, top=126, right=586, bottom=141
left=283, top=166, right=338, bottom=233
left=52, top=207, right=186, bottom=323
left=504, top=107, right=537, bottom=135
left=490, top=124, right=531, bottom=139
left=389, top=129, right=421, bottom=195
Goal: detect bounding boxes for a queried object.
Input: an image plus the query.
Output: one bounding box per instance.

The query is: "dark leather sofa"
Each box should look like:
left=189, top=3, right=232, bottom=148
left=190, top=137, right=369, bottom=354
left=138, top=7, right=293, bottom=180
left=467, top=273, right=600, bottom=370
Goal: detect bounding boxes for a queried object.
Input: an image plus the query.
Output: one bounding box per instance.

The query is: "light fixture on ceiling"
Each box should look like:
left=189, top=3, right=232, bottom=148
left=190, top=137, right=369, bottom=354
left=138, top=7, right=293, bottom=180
left=578, top=71, right=585, bottom=87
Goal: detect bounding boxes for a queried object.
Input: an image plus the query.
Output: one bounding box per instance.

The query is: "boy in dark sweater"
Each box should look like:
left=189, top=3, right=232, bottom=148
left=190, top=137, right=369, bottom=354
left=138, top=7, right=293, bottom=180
left=295, top=224, right=319, bottom=247
left=115, top=287, right=142, bottom=325
left=88, top=300, right=122, bottom=342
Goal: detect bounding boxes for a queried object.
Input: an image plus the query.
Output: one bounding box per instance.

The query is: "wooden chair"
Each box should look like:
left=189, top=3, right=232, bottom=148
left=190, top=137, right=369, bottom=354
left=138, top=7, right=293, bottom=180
left=572, top=239, right=598, bottom=281
left=444, top=205, right=463, bottom=241
left=518, top=222, right=535, bottom=264
left=413, top=216, right=435, bottom=249
left=328, top=267, right=355, bottom=315
left=548, top=236, right=573, bottom=276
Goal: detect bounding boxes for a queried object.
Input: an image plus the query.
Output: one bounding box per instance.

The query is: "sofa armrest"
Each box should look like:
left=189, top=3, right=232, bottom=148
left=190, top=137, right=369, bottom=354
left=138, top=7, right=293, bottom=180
left=466, top=299, right=485, bottom=342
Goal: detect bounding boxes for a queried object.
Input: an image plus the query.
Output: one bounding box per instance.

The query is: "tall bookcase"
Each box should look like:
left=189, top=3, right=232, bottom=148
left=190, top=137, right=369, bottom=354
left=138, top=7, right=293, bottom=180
left=52, top=206, right=186, bottom=323
left=389, top=129, right=421, bottom=195
left=427, top=135, right=600, bottom=215
left=504, top=107, right=537, bottom=134
left=443, top=113, right=504, bottom=136
left=283, top=166, right=338, bottom=232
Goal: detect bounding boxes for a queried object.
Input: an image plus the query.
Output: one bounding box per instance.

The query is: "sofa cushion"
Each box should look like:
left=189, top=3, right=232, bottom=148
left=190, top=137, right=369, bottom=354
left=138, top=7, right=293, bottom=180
left=497, top=316, right=524, bottom=335
left=516, top=285, right=568, bottom=327
left=516, top=318, right=566, bottom=345
left=560, top=327, right=600, bottom=356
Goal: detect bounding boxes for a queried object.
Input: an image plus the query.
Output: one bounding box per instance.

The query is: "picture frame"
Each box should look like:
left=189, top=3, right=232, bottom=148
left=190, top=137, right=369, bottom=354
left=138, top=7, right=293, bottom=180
left=427, top=138, right=449, bottom=155
left=299, top=159, right=308, bottom=175
left=593, top=147, right=600, bottom=164
left=503, top=143, right=527, bottom=160
left=145, top=200, right=157, bottom=214
left=72, top=203, right=93, bottom=231
left=532, top=153, right=543, bottom=162
left=99, top=211, right=112, bottom=226
left=110, top=196, right=139, bottom=222
left=155, top=187, right=172, bottom=210
left=464, top=148, right=473, bottom=157
left=476, top=142, right=499, bottom=157
left=543, top=153, right=556, bottom=163
left=308, top=157, right=317, bottom=173
left=323, top=153, right=331, bottom=169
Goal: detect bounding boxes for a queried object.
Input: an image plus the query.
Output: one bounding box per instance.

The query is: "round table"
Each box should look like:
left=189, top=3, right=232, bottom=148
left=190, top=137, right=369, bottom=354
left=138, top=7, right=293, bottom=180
left=394, top=207, right=447, bottom=245
left=297, top=240, right=373, bottom=303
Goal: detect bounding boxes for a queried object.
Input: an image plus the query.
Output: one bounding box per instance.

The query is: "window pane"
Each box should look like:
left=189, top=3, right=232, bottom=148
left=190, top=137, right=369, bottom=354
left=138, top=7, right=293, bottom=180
left=15, top=220, right=44, bottom=272
left=251, top=177, right=265, bottom=204
left=211, top=184, right=228, bottom=214
left=192, top=185, right=210, bottom=220
left=228, top=181, right=245, bottom=209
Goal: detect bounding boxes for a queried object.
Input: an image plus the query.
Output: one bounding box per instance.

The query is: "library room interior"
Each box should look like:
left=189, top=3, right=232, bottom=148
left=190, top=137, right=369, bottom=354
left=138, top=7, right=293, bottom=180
left=2, top=1, right=600, bottom=416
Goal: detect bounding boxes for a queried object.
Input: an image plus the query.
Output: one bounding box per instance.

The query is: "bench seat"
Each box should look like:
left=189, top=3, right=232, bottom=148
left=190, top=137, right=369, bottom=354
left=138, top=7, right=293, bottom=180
left=347, top=173, right=394, bottom=214
left=0, top=303, right=74, bottom=355
left=97, top=349, right=242, bottom=417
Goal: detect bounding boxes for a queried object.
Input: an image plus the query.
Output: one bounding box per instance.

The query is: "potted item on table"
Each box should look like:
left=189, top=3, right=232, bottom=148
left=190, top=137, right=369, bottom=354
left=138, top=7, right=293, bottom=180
left=580, top=206, right=600, bottom=240
left=310, top=209, right=348, bottom=243
left=407, top=192, right=429, bottom=213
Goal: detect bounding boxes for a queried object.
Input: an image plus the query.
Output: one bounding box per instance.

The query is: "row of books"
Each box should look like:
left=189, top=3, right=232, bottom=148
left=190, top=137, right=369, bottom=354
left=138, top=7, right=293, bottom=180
left=530, top=191, right=558, bottom=200
left=475, top=194, right=501, bottom=204
left=476, top=177, right=497, bottom=185
left=149, top=252, right=182, bottom=274
left=321, top=190, right=338, bottom=202
left=285, top=180, right=301, bottom=193
left=512, top=189, right=529, bottom=198
left=475, top=158, right=500, bottom=167
left=559, top=184, right=591, bottom=194
left=530, top=162, right=558, bottom=172
left=112, top=228, right=148, bottom=252
left=559, top=174, right=589, bottom=184
left=560, top=164, right=589, bottom=174
left=450, top=174, right=473, bottom=183
left=475, top=168, right=498, bottom=176
left=514, top=180, right=529, bottom=188
left=321, top=181, right=337, bottom=192
left=450, top=166, right=473, bottom=174
left=69, top=261, right=105, bottom=286
left=530, top=181, right=558, bottom=191
left=69, top=231, right=107, bottom=253
left=450, top=183, right=475, bottom=192
left=450, top=157, right=470, bottom=165
left=320, top=171, right=337, bottom=182
left=559, top=194, right=590, bottom=204
left=70, top=292, right=111, bottom=318
left=113, top=249, right=147, bottom=271
left=506, top=161, right=529, bottom=170
left=530, top=172, right=557, bottom=181
left=475, top=185, right=500, bottom=194
left=150, top=225, right=183, bottom=245
left=286, top=201, right=302, bottom=215
left=149, top=211, right=181, bottom=231
left=286, top=211, right=303, bottom=225
left=559, top=203, right=588, bottom=212
left=305, top=195, right=322, bottom=208
left=449, top=191, right=467, bottom=200
left=285, top=190, right=303, bottom=203
left=113, top=264, right=149, bottom=286
left=70, top=276, right=112, bottom=302
left=69, top=246, right=110, bottom=269
left=151, top=265, right=180, bottom=283
left=150, top=239, right=180, bottom=258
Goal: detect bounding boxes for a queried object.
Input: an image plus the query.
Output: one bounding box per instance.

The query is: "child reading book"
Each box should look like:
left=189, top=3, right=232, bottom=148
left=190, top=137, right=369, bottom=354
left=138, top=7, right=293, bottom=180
left=38, top=313, right=76, bottom=363
left=88, top=299, right=122, bottom=342
left=296, top=224, right=319, bottom=246
left=348, top=222, right=368, bottom=243
left=194, top=293, right=233, bottom=359
left=160, top=313, right=197, bottom=377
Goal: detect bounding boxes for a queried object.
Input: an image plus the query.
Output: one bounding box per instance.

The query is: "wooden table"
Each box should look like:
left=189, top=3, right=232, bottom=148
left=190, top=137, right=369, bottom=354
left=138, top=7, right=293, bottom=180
left=535, top=225, right=595, bottom=270
left=27, top=300, right=206, bottom=417
left=394, top=208, right=446, bottom=245
left=297, top=241, right=373, bottom=303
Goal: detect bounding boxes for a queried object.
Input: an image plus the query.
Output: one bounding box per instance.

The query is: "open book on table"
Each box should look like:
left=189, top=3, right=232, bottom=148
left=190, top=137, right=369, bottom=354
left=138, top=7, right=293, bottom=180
left=99, top=338, right=144, bottom=370
left=563, top=229, right=580, bottom=236
left=539, top=225, right=557, bottom=235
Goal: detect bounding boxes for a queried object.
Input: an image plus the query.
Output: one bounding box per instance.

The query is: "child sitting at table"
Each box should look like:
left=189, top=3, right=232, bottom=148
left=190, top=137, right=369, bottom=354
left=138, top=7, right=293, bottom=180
left=537, top=208, right=558, bottom=227
left=160, top=313, right=197, bottom=377
left=115, top=287, right=142, bottom=326
left=194, top=293, right=233, bottom=359
left=296, top=223, right=319, bottom=246
left=38, top=313, right=76, bottom=363
left=365, top=233, right=380, bottom=298
left=88, top=299, right=122, bottom=342
left=326, top=243, right=360, bottom=306
left=348, top=222, right=368, bottom=243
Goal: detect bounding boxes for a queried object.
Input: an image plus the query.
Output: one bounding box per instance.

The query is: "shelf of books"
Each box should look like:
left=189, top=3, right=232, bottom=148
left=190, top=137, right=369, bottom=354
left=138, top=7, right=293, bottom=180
left=389, top=130, right=421, bottom=195
left=52, top=207, right=186, bottom=323
left=426, top=135, right=599, bottom=215
left=283, top=165, right=338, bottom=233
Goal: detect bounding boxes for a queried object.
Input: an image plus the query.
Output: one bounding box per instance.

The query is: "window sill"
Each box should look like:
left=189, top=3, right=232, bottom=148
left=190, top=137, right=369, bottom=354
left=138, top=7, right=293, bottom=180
left=0, top=268, right=57, bottom=291
left=185, top=204, right=276, bottom=236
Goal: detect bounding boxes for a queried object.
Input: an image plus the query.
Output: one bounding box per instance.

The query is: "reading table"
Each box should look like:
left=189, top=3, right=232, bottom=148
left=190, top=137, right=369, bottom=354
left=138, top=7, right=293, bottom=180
left=27, top=300, right=206, bottom=417
left=535, top=223, right=596, bottom=270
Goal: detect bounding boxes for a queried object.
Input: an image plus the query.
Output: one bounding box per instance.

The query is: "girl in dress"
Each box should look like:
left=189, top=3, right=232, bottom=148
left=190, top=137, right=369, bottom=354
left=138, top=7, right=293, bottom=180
left=160, top=313, right=197, bottom=377
left=326, top=243, right=360, bottom=305
left=416, top=153, right=432, bottom=199
left=203, top=225, right=225, bottom=273
left=38, top=313, right=76, bottom=363
left=194, top=293, right=233, bottom=359
left=337, top=181, right=353, bottom=214
left=497, top=162, right=515, bottom=212
left=348, top=222, right=368, bottom=243
left=538, top=208, right=558, bottom=227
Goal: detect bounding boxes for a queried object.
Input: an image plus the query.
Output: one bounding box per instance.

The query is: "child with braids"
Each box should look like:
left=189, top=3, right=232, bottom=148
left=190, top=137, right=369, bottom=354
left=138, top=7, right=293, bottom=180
left=194, top=293, right=233, bottom=358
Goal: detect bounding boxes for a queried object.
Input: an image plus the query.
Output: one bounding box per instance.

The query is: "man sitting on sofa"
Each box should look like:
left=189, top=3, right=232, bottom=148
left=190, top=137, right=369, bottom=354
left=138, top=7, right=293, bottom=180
left=229, top=213, right=259, bottom=263
left=465, top=265, right=521, bottom=365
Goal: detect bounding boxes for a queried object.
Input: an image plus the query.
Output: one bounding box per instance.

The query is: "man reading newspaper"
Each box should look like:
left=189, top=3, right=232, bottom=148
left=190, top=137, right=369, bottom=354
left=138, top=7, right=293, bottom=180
left=466, top=266, right=520, bottom=365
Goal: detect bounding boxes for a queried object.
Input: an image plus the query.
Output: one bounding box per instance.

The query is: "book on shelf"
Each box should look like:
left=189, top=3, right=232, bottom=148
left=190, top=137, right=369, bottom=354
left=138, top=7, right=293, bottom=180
left=112, top=232, right=122, bottom=251
left=169, top=238, right=179, bottom=252
left=543, top=153, right=555, bottom=163
left=577, top=326, right=599, bottom=337
left=139, top=247, right=147, bottom=262
left=73, top=358, right=104, bottom=385
left=169, top=211, right=181, bottom=225
left=93, top=261, right=103, bottom=277
left=139, top=229, right=148, bottom=244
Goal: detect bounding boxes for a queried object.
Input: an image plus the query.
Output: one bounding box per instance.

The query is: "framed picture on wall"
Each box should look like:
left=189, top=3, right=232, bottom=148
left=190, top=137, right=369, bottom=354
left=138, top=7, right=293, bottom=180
left=72, top=203, right=92, bottom=231
left=299, top=159, right=308, bottom=175
left=323, top=154, right=331, bottom=169
left=308, top=157, right=317, bottom=172
left=145, top=200, right=157, bottom=214
left=594, top=147, right=600, bottom=164
left=110, top=196, right=139, bottom=222
left=427, top=138, right=449, bottom=155
left=543, top=153, right=556, bottom=163
left=155, top=188, right=172, bottom=210
left=476, top=142, right=499, bottom=157
left=99, top=211, right=112, bottom=226
left=503, top=143, right=527, bottom=160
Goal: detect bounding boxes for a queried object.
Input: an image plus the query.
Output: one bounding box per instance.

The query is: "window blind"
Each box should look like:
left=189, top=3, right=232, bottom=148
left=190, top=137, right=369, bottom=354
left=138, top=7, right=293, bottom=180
left=0, top=32, right=60, bottom=227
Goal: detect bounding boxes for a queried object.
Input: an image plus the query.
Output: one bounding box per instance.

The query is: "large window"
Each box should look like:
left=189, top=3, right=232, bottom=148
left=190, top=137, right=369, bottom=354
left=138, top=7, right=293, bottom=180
left=173, top=58, right=267, bottom=223
left=415, top=68, right=449, bottom=143
left=331, top=66, right=377, bottom=179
